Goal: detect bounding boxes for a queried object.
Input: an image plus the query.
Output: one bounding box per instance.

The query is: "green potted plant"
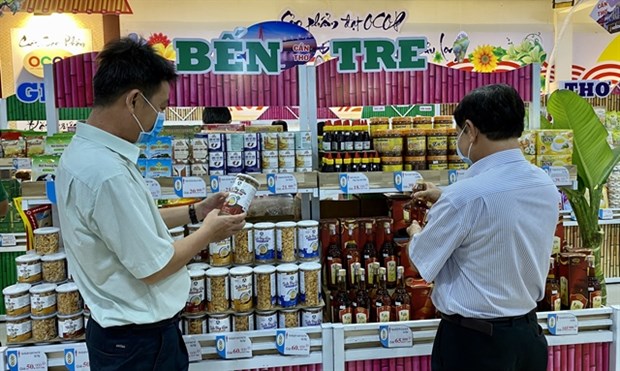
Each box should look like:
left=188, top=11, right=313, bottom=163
left=545, top=89, right=620, bottom=304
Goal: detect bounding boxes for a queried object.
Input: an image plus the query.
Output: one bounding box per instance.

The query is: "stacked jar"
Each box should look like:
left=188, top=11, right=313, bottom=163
left=373, top=129, right=404, bottom=172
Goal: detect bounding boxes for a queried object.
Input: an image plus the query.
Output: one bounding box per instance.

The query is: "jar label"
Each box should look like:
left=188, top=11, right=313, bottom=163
left=407, top=137, right=426, bottom=152
left=7, top=320, right=31, bottom=338
left=427, top=136, right=447, bottom=151
left=231, top=274, right=253, bottom=309
left=395, top=305, right=410, bottom=321
left=254, top=230, right=276, bottom=261
left=208, top=317, right=231, bottom=333
left=339, top=307, right=353, bottom=324
left=256, top=313, right=278, bottom=330
left=301, top=311, right=323, bottom=327
left=187, top=276, right=205, bottom=311
left=277, top=271, right=299, bottom=307
left=355, top=308, right=369, bottom=324
left=225, top=177, right=258, bottom=214
left=5, top=293, right=30, bottom=312
left=377, top=307, right=392, bottom=322
left=17, top=263, right=41, bottom=280
left=31, top=293, right=56, bottom=311
left=210, top=239, right=232, bottom=266
left=298, top=226, right=319, bottom=259
left=59, top=316, right=84, bottom=338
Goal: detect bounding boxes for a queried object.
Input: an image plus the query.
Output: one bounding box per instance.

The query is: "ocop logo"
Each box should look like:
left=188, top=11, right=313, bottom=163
left=24, top=49, right=73, bottom=78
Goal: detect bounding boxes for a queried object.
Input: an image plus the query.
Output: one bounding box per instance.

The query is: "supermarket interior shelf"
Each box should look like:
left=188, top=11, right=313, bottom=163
left=318, top=170, right=446, bottom=197
left=561, top=209, right=620, bottom=227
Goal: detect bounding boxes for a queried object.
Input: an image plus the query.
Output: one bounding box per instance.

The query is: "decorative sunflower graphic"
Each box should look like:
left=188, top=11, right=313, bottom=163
left=147, top=32, right=176, bottom=61
left=471, top=45, right=498, bottom=73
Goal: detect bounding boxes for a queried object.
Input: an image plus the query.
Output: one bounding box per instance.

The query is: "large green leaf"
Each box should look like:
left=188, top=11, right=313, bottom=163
left=547, top=90, right=620, bottom=190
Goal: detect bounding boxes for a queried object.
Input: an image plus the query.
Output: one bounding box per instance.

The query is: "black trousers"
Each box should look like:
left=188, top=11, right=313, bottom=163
left=432, top=310, right=548, bottom=371
left=85, top=316, right=189, bottom=371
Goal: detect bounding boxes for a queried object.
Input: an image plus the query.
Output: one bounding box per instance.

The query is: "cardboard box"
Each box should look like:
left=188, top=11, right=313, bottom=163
left=536, top=155, right=573, bottom=168
left=519, top=130, right=537, bottom=155
left=558, top=253, right=588, bottom=310
left=536, top=130, right=573, bottom=156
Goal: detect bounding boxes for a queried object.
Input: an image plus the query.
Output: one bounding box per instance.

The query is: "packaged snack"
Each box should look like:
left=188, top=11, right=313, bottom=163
left=147, top=136, right=173, bottom=159
left=24, top=132, right=46, bottom=157
left=45, top=133, right=74, bottom=155
left=31, top=155, right=60, bottom=181
left=1, top=131, right=26, bottom=158
left=535, top=155, right=573, bottom=168
left=536, top=130, right=573, bottom=156
left=518, top=130, right=536, bottom=156
left=146, top=158, right=173, bottom=178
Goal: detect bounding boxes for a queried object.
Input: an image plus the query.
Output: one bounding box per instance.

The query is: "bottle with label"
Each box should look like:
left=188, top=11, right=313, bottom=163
left=334, top=153, right=343, bottom=173
left=372, top=267, right=393, bottom=323
left=362, top=130, right=371, bottom=151
left=334, top=130, right=343, bottom=152
left=367, top=262, right=380, bottom=303
left=322, top=129, right=333, bottom=152
left=540, top=257, right=561, bottom=312
left=353, top=128, right=364, bottom=151
left=326, top=224, right=342, bottom=291
left=355, top=268, right=371, bottom=324
left=331, top=269, right=353, bottom=324
left=343, top=223, right=361, bottom=287
left=349, top=262, right=361, bottom=309
left=381, top=222, right=398, bottom=289
left=352, top=152, right=361, bottom=172
left=371, top=152, right=381, bottom=172
left=360, top=152, right=370, bottom=172
left=344, top=130, right=354, bottom=151
left=392, top=266, right=412, bottom=321
left=342, top=153, right=352, bottom=173
left=587, top=255, right=602, bottom=309
left=362, top=223, right=378, bottom=284
left=322, top=153, right=335, bottom=173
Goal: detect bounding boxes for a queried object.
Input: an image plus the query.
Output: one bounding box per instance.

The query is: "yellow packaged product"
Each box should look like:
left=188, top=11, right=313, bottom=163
left=536, top=130, right=573, bottom=156
left=518, top=130, right=537, bottom=156
left=535, top=155, right=573, bottom=168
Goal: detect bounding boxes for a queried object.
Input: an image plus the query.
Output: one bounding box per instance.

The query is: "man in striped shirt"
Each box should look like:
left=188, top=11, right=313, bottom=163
left=408, top=84, right=560, bottom=371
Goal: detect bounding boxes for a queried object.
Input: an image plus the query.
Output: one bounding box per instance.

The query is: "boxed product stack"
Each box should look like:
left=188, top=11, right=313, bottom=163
left=608, top=164, right=620, bottom=208
left=518, top=129, right=574, bottom=167
left=137, top=136, right=173, bottom=178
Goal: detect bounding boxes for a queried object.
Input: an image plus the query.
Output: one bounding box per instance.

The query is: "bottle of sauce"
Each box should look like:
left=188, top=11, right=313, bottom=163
left=360, top=152, right=370, bottom=172
left=343, top=223, right=361, bottom=287
left=331, top=269, right=353, bottom=324
left=361, top=223, right=378, bottom=284
left=372, top=267, right=393, bottom=323
left=392, top=266, right=412, bottom=321
left=355, top=267, right=371, bottom=324
left=326, top=224, right=342, bottom=290
left=380, top=222, right=398, bottom=289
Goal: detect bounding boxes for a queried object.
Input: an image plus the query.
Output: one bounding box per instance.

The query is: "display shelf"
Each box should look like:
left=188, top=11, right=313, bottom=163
left=318, top=171, right=446, bottom=197
left=0, top=232, right=27, bottom=252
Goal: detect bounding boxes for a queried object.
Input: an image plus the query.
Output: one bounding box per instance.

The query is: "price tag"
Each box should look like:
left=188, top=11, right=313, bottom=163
left=1, top=233, right=17, bottom=247
left=447, top=169, right=467, bottom=184
left=547, top=313, right=578, bottom=335
left=339, top=173, right=370, bottom=193
left=45, top=180, right=57, bottom=204
left=64, top=345, right=90, bottom=371
left=144, top=178, right=162, bottom=199
left=276, top=330, right=311, bottom=356
left=543, top=166, right=571, bottom=186
left=215, top=334, right=253, bottom=359
left=7, top=349, right=47, bottom=371
left=183, top=337, right=203, bottom=362
left=379, top=325, right=413, bottom=348
left=267, top=173, right=298, bottom=194
left=173, top=177, right=207, bottom=198
left=394, top=171, right=423, bottom=192
left=12, top=158, right=31, bottom=170
left=210, top=175, right=236, bottom=193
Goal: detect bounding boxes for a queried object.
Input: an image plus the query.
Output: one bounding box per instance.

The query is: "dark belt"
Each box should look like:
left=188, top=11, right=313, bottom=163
left=439, top=308, right=537, bottom=336
left=98, top=312, right=181, bottom=332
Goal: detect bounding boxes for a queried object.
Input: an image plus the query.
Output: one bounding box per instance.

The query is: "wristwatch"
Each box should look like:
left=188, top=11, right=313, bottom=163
left=189, top=203, right=199, bottom=224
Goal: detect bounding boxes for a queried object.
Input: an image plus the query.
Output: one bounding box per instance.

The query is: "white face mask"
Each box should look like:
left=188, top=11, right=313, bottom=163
left=456, top=126, right=474, bottom=166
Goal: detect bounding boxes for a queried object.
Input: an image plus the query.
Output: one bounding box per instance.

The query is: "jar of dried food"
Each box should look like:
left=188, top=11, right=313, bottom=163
left=56, top=282, right=83, bottom=316
left=277, top=264, right=299, bottom=308
left=447, top=128, right=459, bottom=156
left=391, top=116, right=412, bottom=130
left=426, top=129, right=448, bottom=156
left=169, top=226, right=185, bottom=241
left=31, top=313, right=57, bottom=342
left=369, top=117, right=390, bottom=137
left=208, top=313, right=231, bottom=333
left=255, top=310, right=278, bottom=330
left=183, top=314, right=207, bottom=335
left=220, top=174, right=260, bottom=215
left=33, top=227, right=60, bottom=255
left=254, top=222, right=276, bottom=264
left=427, top=155, right=448, bottom=170
left=206, top=268, right=229, bottom=313
left=404, top=156, right=427, bottom=171
left=233, top=223, right=254, bottom=265
left=278, top=309, right=299, bottom=329
left=6, top=314, right=32, bottom=343
left=30, top=283, right=57, bottom=316
left=448, top=155, right=468, bottom=170
left=433, top=115, right=454, bottom=129
left=57, top=311, right=84, bottom=340
left=254, top=265, right=276, bottom=311
left=232, top=311, right=255, bottom=332
left=230, top=266, right=254, bottom=312
left=404, top=129, right=427, bottom=156
left=186, top=270, right=206, bottom=313
left=381, top=156, right=403, bottom=172
left=3, top=283, right=31, bottom=317
left=373, top=130, right=403, bottom=157
left=41, top=251, right=67, bottom=283
left=412, top=116, right=433, bottom=129
left=301, top=307, right=323, bottom=327
left=297, top=220, right=320, bottom=262
left=209, top=238, right=232, bottom=267
left=276, top=221, right=297, bottom=263
left=187, top=262, right=210, bottom=271
left=299, top=262, right=322, bottom=307
left=16, top=253, right=42, bottom=284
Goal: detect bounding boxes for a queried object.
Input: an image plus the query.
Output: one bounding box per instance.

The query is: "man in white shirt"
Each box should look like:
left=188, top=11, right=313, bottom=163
left=408, top=84, right=560, bottom=371
left=55, top=36, right=246, bottom=371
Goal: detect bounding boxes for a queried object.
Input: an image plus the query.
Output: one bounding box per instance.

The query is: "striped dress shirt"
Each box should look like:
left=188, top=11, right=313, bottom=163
left=409, top=149, right=560, bottom=318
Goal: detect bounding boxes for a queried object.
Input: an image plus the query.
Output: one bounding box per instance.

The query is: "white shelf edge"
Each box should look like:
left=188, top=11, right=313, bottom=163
left=0, top=246, right=27, bottom=253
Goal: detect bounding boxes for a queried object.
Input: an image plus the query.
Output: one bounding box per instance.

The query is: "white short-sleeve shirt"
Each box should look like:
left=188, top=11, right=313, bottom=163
left=55, top=123, right=190, bottom=327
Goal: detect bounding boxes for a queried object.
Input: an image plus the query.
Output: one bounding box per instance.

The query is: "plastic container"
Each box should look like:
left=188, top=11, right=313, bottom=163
left=169, top=226, right=185, bottom=241
left=301, top=307, right=323, bottom=327
left=233, top=311, right=255, bottom=332
left=220, top=174, right=260, bottom=215
left=254, top=222, right=276, bottom=264
left=41, top=251, right=67, bottom=283
left=255, top=310, right=278, bottom=330
left=230, top=266, right=254, bottom=312
left=187, top=262, right=210, bottom=271
left=278, top=309, right=299, bottom=328
left=381, top=157, right=403, bottom=172
left=299, top=262, right=322, bottom=306
left=30, top=283, right=57, bottom=316
left=233, top=223, right=254, bottom=265
left=427, top=155, right=449, bottom=170
left=16, top=253, right=42, bottom=284
left=373, top=130, right=404, bottom=156
left=186, top=269, right=206, bottom=313
left=404, top=156, right=427, bottom=171
left=183, top=314, right=207, bottom=335
left=3, top=283, right=31, bottom=317
left=254, top=265, right=277, bottom=311
left=412, top=116, right=433, bottom=129
left=426, top=129, right=448, bottom=156
left=276, top=221, right=297, bottom=263
left=56, top=282, right=82, bottom=316
left=404, top=129, right=427, bottom=156
left=369, top=117, right=390, bottom=137
left=57, top=311, right=84, bottom=340
left=31, top=313, right=57, bottom=342
left=447, top=128, right=459, bottom=156
left=6, top=314, right=32, bottom=343
left=33, top=227, right=60, bottom=255
left=206, top=268, right=229, bottom=313
left=391, top=116, right=413, bottom=130
left=209, top=238, right=232, bottom=267
left=208, top=313, right=231, bottom=333
left=297, top=221, right=320, bottom=261
left=433, top=115, right=454, bottom=129
left=277, top=264, right=299, bottom=308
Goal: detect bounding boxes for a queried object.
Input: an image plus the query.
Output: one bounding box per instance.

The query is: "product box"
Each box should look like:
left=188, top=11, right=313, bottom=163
left=558, top=253, right=588, bottom=310
left=225, top=133, right=244, bottom=152
left=207, top=133, right=226, bottom=152
left=172, top=138, right=190, bottom=162
left=148, top=137, right=173, bottom=159
left=262, top=168, right=279, bottom=174
left=191, top=136, right=209, bottom=161
left=243, top=151, right=261, bottom=173
left=524, top=155, right=536, bottom=165
left=31, top=155, right=60, bottom=181
left=226, top=151, right=244, bottom=174
left=536, top=130, right=573, bottom=156
left=190, top=161, right=208, bottom=176
left=296, top=150, right=313, bottom=169
left=262, top=153, right=279, bottom=170
left=278, top=132, right=296, bottom=150
left=243, top=133, right=261, bottom=151
left=536, top=155, right=573, bottom=168
left=44, top=133, right=74, bottom=155
left=137, top=158, right=148, bottom=177
left=172, top=162, right=190, bottom=177
left=518, top=130, right=537, bottom=156
left=278, top=150, right=296, bottom=169
left=279, top=168, right=296, bottom=173
left=261, top=133, right=279, bottom=151
left=146, top=158, right=173, bottom=178
left=295, top=131, right=312, bottom=150
left=208, top=151, right=225, bottom=172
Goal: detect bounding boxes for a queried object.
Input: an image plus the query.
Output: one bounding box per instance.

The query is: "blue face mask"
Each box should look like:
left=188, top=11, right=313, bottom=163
left=132, top=93, right=165, bottom=144
left=456, top=126, right=474, bottom=166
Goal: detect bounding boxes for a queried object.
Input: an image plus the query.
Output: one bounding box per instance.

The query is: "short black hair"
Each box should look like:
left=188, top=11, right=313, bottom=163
left=203, top=107, right=232, bottom=124
left=272, top=120, right=288, bottom=132
left=93, top=36, right=177, bottom=107
left=453, top=84, right=525, bottom=140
